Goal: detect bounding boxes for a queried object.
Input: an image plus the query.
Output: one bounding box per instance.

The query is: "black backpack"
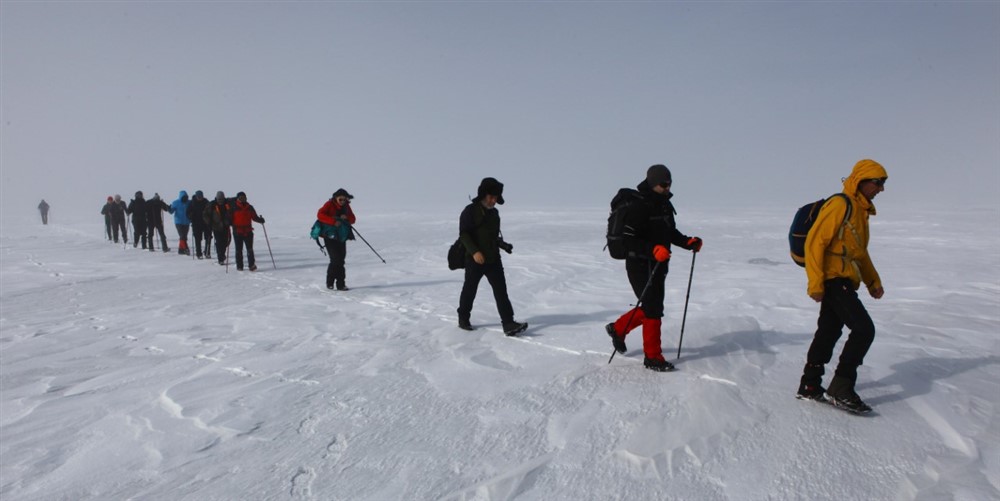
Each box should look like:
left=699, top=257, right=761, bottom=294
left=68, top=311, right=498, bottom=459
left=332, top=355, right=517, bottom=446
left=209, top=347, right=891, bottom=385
left=605, top=188, right=644, bottom=259
left=789, top=193, right=851, bottom=267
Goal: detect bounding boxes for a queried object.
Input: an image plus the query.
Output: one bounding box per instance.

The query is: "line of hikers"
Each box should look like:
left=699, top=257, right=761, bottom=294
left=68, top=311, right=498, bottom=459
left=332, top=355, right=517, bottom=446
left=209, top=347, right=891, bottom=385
left=99, top=190, right=265, bottom=271
left=84, top=159, right=887, bottom=413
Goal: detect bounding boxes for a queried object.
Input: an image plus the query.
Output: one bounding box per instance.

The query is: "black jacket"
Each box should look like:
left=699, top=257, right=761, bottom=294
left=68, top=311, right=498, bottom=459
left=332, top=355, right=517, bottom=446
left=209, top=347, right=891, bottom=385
left=459, top=202, right=502, bottom=264
left=145, top=198, right=172, bottom=227
left=623, top=180, right=692, bottom=261
left=127, top=198, right=147, bottom=225
left=187, top=197, right=209, bottom=229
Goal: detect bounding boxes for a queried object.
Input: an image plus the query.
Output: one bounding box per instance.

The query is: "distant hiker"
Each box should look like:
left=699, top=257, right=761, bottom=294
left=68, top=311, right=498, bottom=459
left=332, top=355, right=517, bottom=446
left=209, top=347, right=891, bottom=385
left=316, top=189, right=356, bottom=290
left=127, top=192, right=148, bottom=249
left=170, top=190, right=192, bottom=255
left=101, top=196, right=114, bottom=240
left=604, top=165, right=703, bottom=372
left=145, top=193, right=172, bottom=252
left=187, top=190, right=212, bottom=259
left=112, top=195, right=128, bottom=243
left=204, top=191, right=232, bottom=265
left=456, top=177, right=528, bottom=336
left=38, top=200, right=50, bottom=225
left=231, top=191, right=265, bottom=271
left=796, top=159, right=888, bottom=414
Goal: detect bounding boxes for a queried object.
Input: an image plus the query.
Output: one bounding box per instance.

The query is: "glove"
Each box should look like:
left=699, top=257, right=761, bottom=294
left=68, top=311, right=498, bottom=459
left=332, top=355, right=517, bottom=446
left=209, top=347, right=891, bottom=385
left=686, top=237, right=702, bottom=252
left=652, top=245, right=670, bottom=262
left=259, top=217, right=266, bottom=224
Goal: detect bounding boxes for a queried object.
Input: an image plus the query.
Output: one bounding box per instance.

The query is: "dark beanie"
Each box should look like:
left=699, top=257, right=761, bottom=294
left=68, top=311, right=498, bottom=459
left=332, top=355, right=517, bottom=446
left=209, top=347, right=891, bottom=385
left=195, top=190, right=203, bottom=197
left=476, top=177, right=505, bottom=205
left=332, top=188, right=354, bottom=200
left=236, top=191, right=246, bottom=199
left=646, top=164, right=672, bottom=186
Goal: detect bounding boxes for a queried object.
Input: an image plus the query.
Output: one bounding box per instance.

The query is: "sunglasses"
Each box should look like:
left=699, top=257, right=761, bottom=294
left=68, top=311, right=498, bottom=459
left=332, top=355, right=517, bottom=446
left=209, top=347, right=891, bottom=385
left=865, top=178, right=886, bottom=187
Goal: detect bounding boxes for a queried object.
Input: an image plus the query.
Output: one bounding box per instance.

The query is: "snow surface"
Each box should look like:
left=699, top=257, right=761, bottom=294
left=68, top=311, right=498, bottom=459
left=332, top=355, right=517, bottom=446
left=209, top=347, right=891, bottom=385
left=2, top=206, right=998, bottom=501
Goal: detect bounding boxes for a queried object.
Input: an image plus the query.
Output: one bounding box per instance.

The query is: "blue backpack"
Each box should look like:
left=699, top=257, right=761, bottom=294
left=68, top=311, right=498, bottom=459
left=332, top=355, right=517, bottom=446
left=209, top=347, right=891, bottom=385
left=788, top=193, right=851, bottom=267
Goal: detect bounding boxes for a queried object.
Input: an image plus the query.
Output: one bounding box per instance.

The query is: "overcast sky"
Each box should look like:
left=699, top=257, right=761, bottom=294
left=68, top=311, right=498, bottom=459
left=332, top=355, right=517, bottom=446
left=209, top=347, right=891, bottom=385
left=2, top=1, right=998, bottom=217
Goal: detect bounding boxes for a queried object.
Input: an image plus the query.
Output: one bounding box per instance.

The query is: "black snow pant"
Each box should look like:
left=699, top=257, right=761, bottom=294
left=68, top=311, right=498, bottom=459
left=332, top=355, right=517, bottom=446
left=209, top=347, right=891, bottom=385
left=457, top=257, right=515, bottom=325
left=41, top=212, right=48, bottom=225
left=133, top=221, right=147, bottom=248
left=213, top=229, right=230, bottom=264
left=626, top=258, right=668, bottom=319
left=233, top=231, right=255, bottom=270
left=147, top=223, right=168, bottom=251
left=802, top=278, right=876, bottom=385
left=113, top=218, right=127, bottom=243
left=175, top=224, right=190, bottom=254
left=191, top=224, right=211, bottom=258
left=105, top=217, right=113, bottom=240
left=323, top=237, right=347, bottom=287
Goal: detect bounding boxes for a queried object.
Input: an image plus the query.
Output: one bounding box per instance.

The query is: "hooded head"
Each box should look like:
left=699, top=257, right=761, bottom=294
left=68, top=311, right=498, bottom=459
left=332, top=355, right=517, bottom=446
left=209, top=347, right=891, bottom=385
left=194, top=190, right=203, bottom=199
left=332, top=188, right=354, bottom=202
left=216, top=191, right=225, bottom=201
left=236, top=191, right=247, bottom=202
left=135, top=191, right=144, bottom=199
left=646, top=164, right=672, bottom=187
left=843, top=159, right=888, bottom=197
left=475, top=177, right=505, bottom=205
left=152, top=193, right=160, bottom=201
left=179, top=190, right=188, bottom=198
left=114, top=194, right=122, bottom=202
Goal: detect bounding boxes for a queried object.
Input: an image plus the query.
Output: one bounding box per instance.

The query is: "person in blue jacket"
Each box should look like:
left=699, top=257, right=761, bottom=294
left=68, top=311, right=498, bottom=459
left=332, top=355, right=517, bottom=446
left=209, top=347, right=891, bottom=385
left=170, top=191, right=192, bottom=255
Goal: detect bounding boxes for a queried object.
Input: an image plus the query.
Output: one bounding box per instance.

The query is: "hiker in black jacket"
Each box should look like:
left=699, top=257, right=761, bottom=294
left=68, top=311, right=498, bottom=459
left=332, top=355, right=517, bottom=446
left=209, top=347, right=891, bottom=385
left=127, top=192, right=148, bottom=249
left=456, top=177, right=528, bottom=336
left=111, top=195, right=128, bottom=243
left=204, top=191, right=232, bottom=265
left=605, top=164, right=702, bottom=372
left=145, top=193, right=172, bottom=252
left=101, top=196, right=114, bottom=241
left=186, top=191, right=212, bottom=259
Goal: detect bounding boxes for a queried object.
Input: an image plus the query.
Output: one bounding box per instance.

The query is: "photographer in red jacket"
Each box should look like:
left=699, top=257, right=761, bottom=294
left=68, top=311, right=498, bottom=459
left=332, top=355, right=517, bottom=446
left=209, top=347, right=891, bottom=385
left=317, top=188, right=356, bottom=290
left=231, top=191, right=265, bottom=271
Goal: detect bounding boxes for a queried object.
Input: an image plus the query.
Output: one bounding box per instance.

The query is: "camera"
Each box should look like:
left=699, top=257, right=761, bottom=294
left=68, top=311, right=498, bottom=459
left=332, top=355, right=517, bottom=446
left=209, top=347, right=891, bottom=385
left=498, top=239, right=513, bottom=254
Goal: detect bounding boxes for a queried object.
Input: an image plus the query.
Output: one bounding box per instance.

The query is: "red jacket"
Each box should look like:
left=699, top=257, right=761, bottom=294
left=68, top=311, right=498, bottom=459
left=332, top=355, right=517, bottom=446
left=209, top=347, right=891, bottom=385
left=232, top=200, right=264, bottom=236
left=317, top=199, right=356, bottom=227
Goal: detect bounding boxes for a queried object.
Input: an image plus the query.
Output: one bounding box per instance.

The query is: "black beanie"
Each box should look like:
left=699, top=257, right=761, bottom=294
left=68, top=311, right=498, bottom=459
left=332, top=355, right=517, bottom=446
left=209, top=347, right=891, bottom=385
left=332, top=188, right=354, bottom=200
left=646, top=164, right=672, bottom=186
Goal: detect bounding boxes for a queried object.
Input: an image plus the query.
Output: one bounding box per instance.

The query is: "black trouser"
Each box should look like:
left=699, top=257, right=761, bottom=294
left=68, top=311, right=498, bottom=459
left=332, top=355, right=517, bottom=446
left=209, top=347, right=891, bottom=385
left=147, top=223, right=168, bottom=251
left=192, top=225, right=212, bottom=257
left=233, top=231, right=255, bottom=269
left=803, top=278, right=876, bottom=384
left=41, top=212, right=48, bottom=225
left=133, top=221, right=147, bottom=248
left=175, top=224, right=189, bottom=252
left=113, top=218, right=127, bottom=242
left=323, top=237, right=347, bottom=286
left=213, top=229, right=230, bottom=264
left=626, top=258, right=668, bottom=319
left=105, top=217, right=113, bottom=240
left=457, top=257, right=514, bottom=324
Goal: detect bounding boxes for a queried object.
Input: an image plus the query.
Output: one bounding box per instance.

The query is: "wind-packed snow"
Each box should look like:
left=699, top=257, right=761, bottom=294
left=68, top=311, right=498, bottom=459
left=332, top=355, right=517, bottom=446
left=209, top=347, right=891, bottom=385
left=2, top=206, right=998, bottom=501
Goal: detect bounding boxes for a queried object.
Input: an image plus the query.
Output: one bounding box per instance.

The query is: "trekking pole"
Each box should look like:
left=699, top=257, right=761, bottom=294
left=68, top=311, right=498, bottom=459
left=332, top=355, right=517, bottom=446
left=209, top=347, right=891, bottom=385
left=609, top=261, right=663, bottom=364
left=350, top=226, right=386, bottom=264
left=260, top=221, right=276, bottom=270
left=225, top=229, right=232, bottom=274
left=676, top=252, right=697, bottom=360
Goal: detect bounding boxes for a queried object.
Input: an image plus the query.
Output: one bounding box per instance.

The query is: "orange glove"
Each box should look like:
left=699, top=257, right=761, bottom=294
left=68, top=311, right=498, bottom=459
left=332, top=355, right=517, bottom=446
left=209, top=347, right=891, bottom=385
left=652, top=245, right=670, bottom=262
left=686, top=237, right=703, bottom=252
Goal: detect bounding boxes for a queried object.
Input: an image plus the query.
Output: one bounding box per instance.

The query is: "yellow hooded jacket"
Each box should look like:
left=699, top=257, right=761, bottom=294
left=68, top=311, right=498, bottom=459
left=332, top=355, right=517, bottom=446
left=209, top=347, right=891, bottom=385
left=804, top=159, right=888, bottom=297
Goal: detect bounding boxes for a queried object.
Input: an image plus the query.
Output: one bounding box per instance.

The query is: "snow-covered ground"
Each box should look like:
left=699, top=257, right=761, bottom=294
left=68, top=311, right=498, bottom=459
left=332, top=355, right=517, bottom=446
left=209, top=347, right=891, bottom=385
left=1, top=205, right=998, bottom=501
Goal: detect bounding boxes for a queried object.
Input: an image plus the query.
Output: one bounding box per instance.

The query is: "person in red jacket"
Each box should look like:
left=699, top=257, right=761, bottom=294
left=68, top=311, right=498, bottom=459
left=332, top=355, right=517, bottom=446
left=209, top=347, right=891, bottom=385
left=231, top=191, right=265, bottom=271
left=316, top=188, right=356, bottom=290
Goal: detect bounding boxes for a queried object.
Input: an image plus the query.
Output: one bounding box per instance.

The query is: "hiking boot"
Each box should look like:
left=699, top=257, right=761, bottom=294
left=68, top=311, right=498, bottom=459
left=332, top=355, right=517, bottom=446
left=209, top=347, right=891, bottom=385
left=826, top=375, right=872, bottom=414
left=796, top=383, right=828, bottom=402
left=163, top=247, right=170, bottom=253
left=336, top=281, right=349, bottom=291
left=236, top=266, right=244, bottom=271
left=606, top=323, right=626, bottom=354
left=249, top=264, right=257, bottom=271
left=502, top=321, right=528, bottom=336
left=643, top=357, right=675, bottom=372
left=458, top=319, right=475, bottom=331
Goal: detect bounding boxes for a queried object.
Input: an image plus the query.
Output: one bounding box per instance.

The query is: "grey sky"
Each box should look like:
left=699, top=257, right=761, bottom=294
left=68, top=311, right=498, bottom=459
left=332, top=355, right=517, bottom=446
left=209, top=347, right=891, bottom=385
left=2, top=2, right=998, bottom=217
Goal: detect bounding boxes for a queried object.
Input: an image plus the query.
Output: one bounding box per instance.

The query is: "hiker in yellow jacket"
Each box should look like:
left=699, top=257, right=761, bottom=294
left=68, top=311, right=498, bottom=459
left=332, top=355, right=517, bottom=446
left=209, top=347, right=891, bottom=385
left=797, top=159, right=887, bottom=413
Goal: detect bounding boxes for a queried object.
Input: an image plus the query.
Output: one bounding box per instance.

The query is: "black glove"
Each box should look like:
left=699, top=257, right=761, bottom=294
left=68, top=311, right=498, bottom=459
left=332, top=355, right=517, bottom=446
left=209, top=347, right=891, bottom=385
left=498, top=240, right=513, bottom=254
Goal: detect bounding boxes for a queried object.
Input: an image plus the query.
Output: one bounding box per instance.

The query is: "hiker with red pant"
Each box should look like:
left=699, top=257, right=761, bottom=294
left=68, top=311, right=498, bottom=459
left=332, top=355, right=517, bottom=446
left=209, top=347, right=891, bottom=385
left=605, top=164, right=702, bottom=372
